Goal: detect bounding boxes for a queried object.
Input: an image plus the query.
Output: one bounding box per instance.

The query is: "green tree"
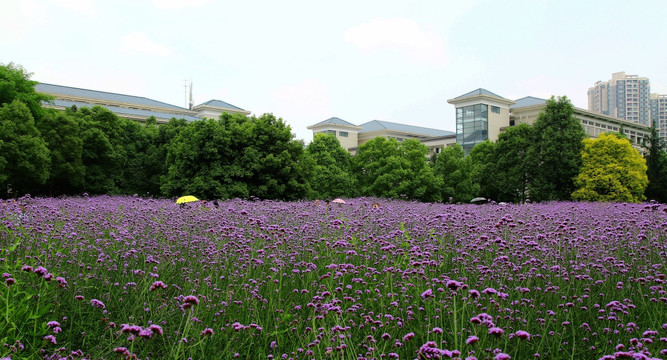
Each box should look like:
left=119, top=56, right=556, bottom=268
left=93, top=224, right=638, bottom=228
left=467, top=140, right=497, bottom=200
left=75, top=106, right=125, bottom=194
left=162, top=117, right=232, bottom=199
left=116, top=117, right=164, bottom=196
left=0, top=63, right=52, bottom=121
left=401, top=139, right=441, bottom=202
left=163, top=113, right=310, bottom=200
left=304, top=133, right=357, bottom=199
left=0, top=100, right=51, bottom=197
left=433, top=144, right=478, bottom=203
left=528, top=96, right=587, bottom=201
left=644, top=121, right=667, bottom=202
left=35, top=109, right=84, bottom=195
left=148, top=118, right=189, bottom=197
left=354, top=137, right=438, bottom=201
left=494, top=124, right=534, bottom=203
left=236, top=113, right=311, bottom=201
left=572, top=133, right=648, bottom=203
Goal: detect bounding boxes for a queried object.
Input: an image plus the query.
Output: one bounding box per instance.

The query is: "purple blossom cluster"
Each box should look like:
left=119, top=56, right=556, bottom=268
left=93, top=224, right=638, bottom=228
left=0, top=196, right=665, bottom=359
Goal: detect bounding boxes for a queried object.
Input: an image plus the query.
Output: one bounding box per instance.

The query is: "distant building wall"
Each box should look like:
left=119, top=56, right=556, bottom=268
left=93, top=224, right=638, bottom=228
left=650, top=93, right=667, bottom=144
left=588, top=72, right=651, bottom=126
left=510, top=103, right=650, bottom=152
left=36, top=82, right=250, bottom=124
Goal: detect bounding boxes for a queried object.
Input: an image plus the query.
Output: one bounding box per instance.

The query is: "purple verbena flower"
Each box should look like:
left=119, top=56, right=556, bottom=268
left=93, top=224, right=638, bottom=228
left=90, top=299, right=105, bottom=309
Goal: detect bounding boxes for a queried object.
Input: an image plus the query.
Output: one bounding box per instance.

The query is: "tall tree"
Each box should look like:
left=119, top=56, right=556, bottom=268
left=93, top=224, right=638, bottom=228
left=354, top=137, right=405, bottom=198
left=163, top=113, right=310, bottom=200
left=572, top=133, right=648, bottom=203
left=75, top=106, right=125, bottom=194
left=354, top=137, right=438, bottom=201
left=0, top=63, right=52, bottom=121
left=149, top=118, right=189, bottom=197
left=304, top=133, right=357, bottom=199
left=0, top=100, right=51, bottom=197
left=467, top=140, right=497, bottom=201
left=236, top=113, right=311, bottom=201
left=162, top=117, right=232, bottom=199
left=644, top=121, right=667, bottom=202
left=401, top=139, right=441, bottom=202
left=494, top=124, right=534, bottom=203
left=433, top=144, right=478, bottom=203
left=528, top=96, right=587, bottom=202
left=36, top=109, right=84, bottom=195
left=116, top=118, right=158, bottom=195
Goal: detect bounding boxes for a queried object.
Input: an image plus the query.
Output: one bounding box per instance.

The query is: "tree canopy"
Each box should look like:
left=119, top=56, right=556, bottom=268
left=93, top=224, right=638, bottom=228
left=304, top=133, right=357, bottom=199
left=528, top=96, right=587, bottom=202
left=467, top=140, right=497, bottom=201
left=433, top=144, right=478, bottom=203
left=0, top=62, right=52, bottom=120
left=572, top=133, right=648, bottom=203
left=162, top=113, right=310, bottom=200
left=354, top=137, right=439, bottom=202
left=644, top=121, right=667, bottom=202
left=0, top=100, right=51, bottom=197
left=494, top=124, right=533, bottom=203
left=36, top=109, right=84, bottom=195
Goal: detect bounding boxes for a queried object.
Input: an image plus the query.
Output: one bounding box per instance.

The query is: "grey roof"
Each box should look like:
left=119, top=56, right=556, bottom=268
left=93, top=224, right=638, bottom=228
left=511, top=96, right=547, bottom=109
left=359, top=120, right=453, bottom=137
left=36, top=83, right=187, bottom=111
left=452, top=88, right=508, bottom=100
left=196, top=99, right=246, bottom=112
left=49, top=99, right=202, bottom=122
left=309, top=117, right=359, bottom=127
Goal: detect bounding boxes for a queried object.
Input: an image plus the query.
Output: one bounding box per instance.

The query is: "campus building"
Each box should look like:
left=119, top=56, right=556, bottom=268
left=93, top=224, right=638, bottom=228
left=450, top=89, right=650, bottom=153
left=446, top=89, right=515, bottom=154
left=36, top=82, right=250, bottom=123
left=307, top=117, right=455, bottom=156
left=310, top=88, right=651, bottom=156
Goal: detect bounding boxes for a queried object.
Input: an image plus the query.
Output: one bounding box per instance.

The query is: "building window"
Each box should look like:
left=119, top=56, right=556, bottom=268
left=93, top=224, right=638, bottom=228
left=318, top=130, right=336, bottom=135
left=339, top=131, right=348, bottom=137
left=456, top=104, right=488, bottom=154
left=491, top=106, right=500, bottom=114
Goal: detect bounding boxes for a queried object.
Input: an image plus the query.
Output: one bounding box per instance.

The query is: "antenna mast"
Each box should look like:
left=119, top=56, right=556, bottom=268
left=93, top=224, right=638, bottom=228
left=183, top=80, right=194, bottom=109
left=183, top=80, right=188, bottom=108
left=189, top=81, right=194, bottom=110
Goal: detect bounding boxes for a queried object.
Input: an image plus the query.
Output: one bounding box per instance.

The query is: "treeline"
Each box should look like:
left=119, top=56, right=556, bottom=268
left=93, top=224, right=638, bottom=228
left=0, top=101, right=312, bottom=200
left=336, top=96, right=665, bottom=204
left=2, top=63, right=666, bottom=203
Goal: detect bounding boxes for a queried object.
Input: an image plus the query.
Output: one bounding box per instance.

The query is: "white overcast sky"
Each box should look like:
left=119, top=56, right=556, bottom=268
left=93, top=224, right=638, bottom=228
left=2, top=0, right=666, bottom=142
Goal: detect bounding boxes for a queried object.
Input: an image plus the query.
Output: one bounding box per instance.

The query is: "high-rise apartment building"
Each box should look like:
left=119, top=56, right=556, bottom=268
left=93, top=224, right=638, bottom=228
left=650, top=93, right=667, bottom=144
left=588, top=72, right=651, bottom=126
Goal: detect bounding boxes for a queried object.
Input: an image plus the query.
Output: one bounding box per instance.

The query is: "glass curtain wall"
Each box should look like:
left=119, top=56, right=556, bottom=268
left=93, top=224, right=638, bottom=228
left=456, top=104, right=488, bottom=154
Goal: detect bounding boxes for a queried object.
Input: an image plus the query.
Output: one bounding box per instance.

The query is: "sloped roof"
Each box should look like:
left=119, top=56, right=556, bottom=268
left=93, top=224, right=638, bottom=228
left=309, top=117, right=360, bottom=128
left=452, top=88, right=507, bottom=100
left=359, top=120, right=453, bottom=137
left=48, top=99, right=202, bottom=121
left=511, top=96, right=547, bottom=109
left=196, top=99, right=246, bottom=111
left=36, top=83, right=187, bottom=110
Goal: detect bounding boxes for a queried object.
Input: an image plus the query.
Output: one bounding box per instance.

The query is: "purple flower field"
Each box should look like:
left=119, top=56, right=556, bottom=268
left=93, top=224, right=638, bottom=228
left=1, top=196, right=666, bottom=359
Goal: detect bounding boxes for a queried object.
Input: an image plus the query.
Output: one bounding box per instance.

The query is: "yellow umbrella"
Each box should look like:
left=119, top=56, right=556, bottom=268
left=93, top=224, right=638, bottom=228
left=176, top=195, right=199, bottom=204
